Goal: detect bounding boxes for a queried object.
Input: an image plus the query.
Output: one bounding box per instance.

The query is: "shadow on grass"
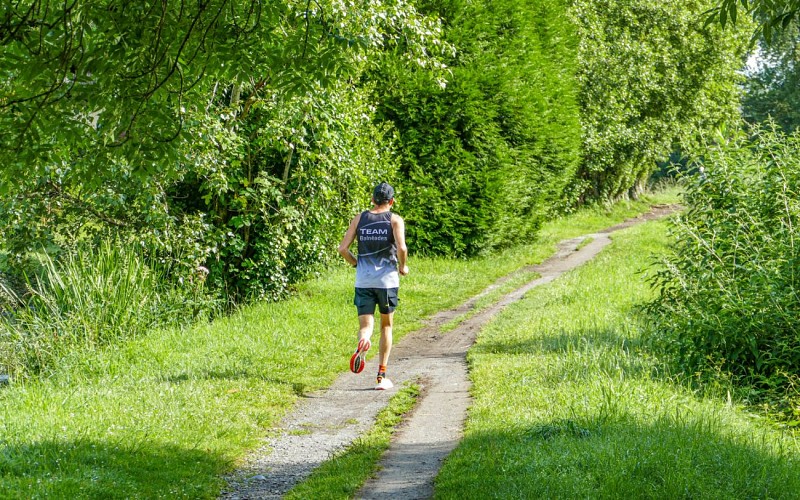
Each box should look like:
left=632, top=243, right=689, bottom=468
left=0, top=438, right=229, bottom=499
left=459, top=322, right=800, bottom=497
left=473, top=328, right=655, bottom=382
left=161, top=369, right=308, bottom=396
left=436, top=412, right=800, bottom=499
left=473, top=328, right=639, bottom=356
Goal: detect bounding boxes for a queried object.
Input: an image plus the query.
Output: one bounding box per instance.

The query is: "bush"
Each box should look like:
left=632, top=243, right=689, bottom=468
left=647, top=124, right=800, bottom=418
left=174, top=83, right=397, bottom=301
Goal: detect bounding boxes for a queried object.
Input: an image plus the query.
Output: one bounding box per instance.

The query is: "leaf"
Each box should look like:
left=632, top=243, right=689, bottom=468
left=703, top=7, right=723, bottom=28
left=729, top=1, right=738, bottom=25
left=229, top=216, right=245, bottom=229
left=763, top=22, right=773, bottom=44
left=781, top=12, right=795, bottom=29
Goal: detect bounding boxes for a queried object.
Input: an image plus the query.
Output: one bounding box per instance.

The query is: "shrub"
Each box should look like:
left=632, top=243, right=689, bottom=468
left=647, top=124, right=800, bottom=418
left=174, top=83, right=397, bottom=301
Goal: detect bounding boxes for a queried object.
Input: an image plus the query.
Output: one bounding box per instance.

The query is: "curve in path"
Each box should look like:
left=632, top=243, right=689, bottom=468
left=221, top=205, right=677, bottom=500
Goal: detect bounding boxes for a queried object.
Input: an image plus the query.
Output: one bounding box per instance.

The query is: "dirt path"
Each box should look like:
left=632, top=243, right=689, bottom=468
left=221, top=205, right=678, bottom=500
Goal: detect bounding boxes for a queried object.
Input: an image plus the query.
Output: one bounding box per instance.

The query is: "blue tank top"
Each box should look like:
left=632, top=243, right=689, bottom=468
left=355, top=210, right=399, bottom=288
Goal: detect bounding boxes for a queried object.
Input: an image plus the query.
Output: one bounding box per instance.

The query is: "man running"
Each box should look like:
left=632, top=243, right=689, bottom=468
left=338, top=182, right=409, bottom=390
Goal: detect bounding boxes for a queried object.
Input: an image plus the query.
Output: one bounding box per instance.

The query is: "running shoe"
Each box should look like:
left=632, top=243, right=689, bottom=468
left=349, top=338, right=370, bottom=374
left=375, top=377, right=393, bottom=390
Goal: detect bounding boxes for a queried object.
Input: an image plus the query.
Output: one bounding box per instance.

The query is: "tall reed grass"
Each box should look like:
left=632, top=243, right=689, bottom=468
left=0, top=241, right=216, bottom=379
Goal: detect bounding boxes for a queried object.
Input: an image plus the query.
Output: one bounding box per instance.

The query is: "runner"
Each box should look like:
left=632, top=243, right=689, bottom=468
left=338, top=182, right=409, bottom=390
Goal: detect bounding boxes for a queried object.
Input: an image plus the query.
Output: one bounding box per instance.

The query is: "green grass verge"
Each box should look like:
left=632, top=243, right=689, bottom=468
left=284, top=383, right=420, bottom=499
left=440, top=270, right=539, bottom=333
left=575, top=236, right=594, bottom=251
left=435, top=220, right=800, bottom=499
left=0, top=190, right=679, bottom=498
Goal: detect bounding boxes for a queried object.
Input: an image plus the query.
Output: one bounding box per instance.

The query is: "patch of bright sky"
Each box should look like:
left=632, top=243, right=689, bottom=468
left=743, top=47, right=765, bottom=76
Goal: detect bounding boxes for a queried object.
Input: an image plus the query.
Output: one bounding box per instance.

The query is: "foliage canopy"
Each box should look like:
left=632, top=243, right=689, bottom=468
left=0, top=0, right=443, bottom=189
left=0, top=0, right=751, bottom=307
left=741, top=23, right=800, bottom=132
left=711, top=0, right=800, bottom=42
left=571, top=0, right=749, bottom=200
left=0, top=0, right=445, bottom=300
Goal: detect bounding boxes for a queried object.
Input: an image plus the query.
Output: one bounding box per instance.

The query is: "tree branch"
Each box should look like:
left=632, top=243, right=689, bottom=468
left=46, top=181, right=128, bottom=228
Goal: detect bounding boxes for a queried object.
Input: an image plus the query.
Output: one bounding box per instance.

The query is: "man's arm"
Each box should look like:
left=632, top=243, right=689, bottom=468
left=392, top=214, right=409, bottom=276
left=338, top=214, right=360, bottom=267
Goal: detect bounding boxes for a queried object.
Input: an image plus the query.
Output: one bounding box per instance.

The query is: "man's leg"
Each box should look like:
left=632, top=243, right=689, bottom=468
left=351, top=288, right=377, bottom=374
left=378, top=312, right=393, bottom=369
left=358, top=314, right=374, bottom=344
left=350, top=314, right=374, bottom=374
left=374, top=312, right=394, bottom=389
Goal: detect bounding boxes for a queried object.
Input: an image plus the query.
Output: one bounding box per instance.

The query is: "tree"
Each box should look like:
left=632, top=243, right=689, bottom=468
left=711, top=0, right=800, bottom=42
left=369, top=0, right=581, bottom=256
left=0, top=0, right=443, bottom=192
left=571, top=0, right=749, bottom=201
left=0, top=0, right=447, bottom=300
left=741, top=22, right=800, bottom=131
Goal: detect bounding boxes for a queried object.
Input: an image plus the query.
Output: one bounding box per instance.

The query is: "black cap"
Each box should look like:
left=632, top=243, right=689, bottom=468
left=373, top=182, right=394, bottom=204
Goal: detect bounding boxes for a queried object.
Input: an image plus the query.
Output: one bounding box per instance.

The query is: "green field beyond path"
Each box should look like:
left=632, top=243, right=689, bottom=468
left=435, top=220, right=800, bottom=498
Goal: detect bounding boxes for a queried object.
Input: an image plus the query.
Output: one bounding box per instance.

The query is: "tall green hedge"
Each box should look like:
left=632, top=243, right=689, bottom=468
left=370, top=0, right=581, bottom=256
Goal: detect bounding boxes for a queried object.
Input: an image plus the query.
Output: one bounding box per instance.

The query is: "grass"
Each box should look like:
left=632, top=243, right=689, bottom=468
left=0, top=241, right=215, bottom=379
left=439, top=270, right=539, bottom=333
left=434, top=220, right=800, bottom=498
left=575, top=236, right=594, bottom=251
left=284, top=382, right=421, bottom=499
left=0, top=189, right=679, bottom=498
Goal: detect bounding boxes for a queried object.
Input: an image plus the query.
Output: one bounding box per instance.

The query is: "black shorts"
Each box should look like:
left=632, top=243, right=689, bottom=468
left=354, top=287, right=399, bottom=316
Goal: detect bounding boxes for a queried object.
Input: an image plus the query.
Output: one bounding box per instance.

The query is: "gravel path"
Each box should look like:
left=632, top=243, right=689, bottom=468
left=220, top=205, right=678, bottom=500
